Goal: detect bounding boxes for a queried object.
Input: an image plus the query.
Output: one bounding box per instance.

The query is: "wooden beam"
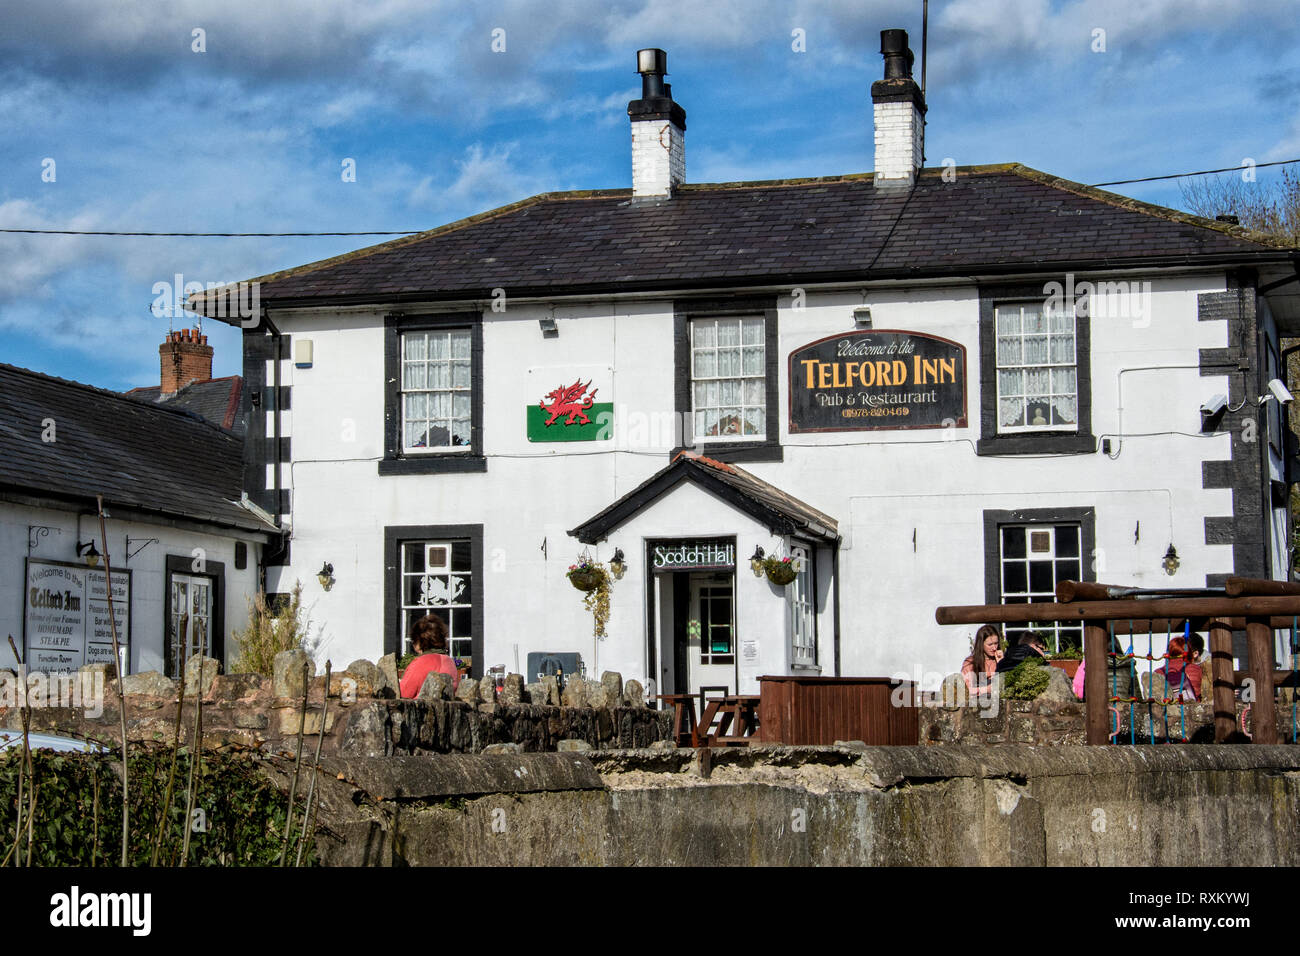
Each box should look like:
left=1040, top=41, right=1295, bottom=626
left=1209, top=617, right=1236, bottom=743
left=1057, top=581, right=1127, bottom=603
left=1246, top=616, right=1278, bottom=744
left=935, top=595, right=1300, bottom=626
left=1084, top=624, right=1109, bottom=745
left=1225, top=576, right=1300, bottom=597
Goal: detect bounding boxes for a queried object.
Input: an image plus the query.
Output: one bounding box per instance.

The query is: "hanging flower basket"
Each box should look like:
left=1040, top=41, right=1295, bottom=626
left=568, top=568, right=603, bottom=592
left=762, top=556, right=798, bottom=586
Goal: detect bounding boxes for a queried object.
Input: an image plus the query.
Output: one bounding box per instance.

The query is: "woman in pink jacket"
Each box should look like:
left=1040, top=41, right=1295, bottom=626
left=400, top=614, right=461, bottom=698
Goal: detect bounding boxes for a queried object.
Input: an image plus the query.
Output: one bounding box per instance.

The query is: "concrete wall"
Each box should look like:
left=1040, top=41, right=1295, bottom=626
left=311, top=745, right=1300, bottom=867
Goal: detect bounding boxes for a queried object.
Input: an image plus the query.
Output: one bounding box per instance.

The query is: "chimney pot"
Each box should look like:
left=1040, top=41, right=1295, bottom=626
left=628, top=48, right=686, bottom=198
left=158, top=327, right=214, bottom=395
left=872, top=29, right=926, bottom=189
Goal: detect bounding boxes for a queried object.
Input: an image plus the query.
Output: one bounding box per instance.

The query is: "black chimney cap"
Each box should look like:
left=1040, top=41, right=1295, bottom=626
left=636, top=48, right=667, bottom=76
left=628, top=48, right=686, bottom=129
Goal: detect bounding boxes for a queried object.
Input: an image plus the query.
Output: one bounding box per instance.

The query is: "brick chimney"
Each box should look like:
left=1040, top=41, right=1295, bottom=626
left=872, top=29, right=926, bottom=188
left=159, top=327, right=213, bottom=395
left=628, top=48, right=686, bottom=198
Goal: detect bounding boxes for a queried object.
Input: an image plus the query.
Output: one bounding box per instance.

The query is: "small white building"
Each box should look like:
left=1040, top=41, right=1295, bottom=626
left=189, top=32, right=1300, bottom=694
left=0, top=355, right=276, bottom=678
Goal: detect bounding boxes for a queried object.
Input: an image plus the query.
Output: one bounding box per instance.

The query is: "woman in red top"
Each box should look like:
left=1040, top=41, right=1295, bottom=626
left=399, top=614, right=461, bottom=698
left=1158, top=635, right=1202, bottom=701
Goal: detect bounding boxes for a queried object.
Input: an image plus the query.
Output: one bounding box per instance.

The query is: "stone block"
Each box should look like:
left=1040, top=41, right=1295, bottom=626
left=557, top=739, right=592, bottom=752
left=455, top=677, right=480, bottom=704
left=479, top=678, right=496, bottom=704
left=234, top=711, right=269, bottom=730
left=80, top=660, right=117, bottom=680
left=184, top=656, right=220, bottom=697
left=623, top=679, right=645, bottom=708
left=418, top=672, right=451, bottom=702
left=120, top=671, right=177, bottom=698
left=586, top=683, right=609, bottom=710
left=541, top=675, right=560, bottom=706
left=377, top=654, right=400, bottom=698
left=525, top=682, right=547, bottom=705
left=501, top=674, right=525, bottom=705
left=345, top=659, right=380, bottom=687
left=482, top=742, right=521, bottom=755
left=279, top=707, right=336, bottom=737
left=273, top=649, right=315, bottom=698
left=561, top=677, right=587, bottom=709
left=210, top=673, right=267, bottom=700
left=601, top=671, right=623, bottom=704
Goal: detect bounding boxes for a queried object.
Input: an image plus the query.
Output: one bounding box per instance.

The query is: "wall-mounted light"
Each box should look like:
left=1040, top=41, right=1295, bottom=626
left=317, top=561, right=335, bottom=591
left=853, top=306, right=873, bottom=329
left=539, top=315, right=558, bottom=336
left=1162, top=544, right=1180, bottom=577
left=609, top=547, right=627, bottom=580
left=76, top=540, right=101, bottom=568
left=750, top=545, right=766, bottom=577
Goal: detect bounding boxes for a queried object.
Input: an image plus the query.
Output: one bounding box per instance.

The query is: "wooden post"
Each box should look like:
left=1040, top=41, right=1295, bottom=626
left=1084, top=624, right=1109, bottom=744
left=1208, top=617, right=1236, bottom=743
left=1246, top=616, right=1278, bottom=744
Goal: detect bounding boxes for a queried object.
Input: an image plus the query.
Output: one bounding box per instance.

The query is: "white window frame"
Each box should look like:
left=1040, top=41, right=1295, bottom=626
left=788, top=544, right=817, bottom=668
left=168, top=573, right=212, bottom=679
left=689, top=316, right=767, bottom=442
left=400, top=328, right=473, bottom=453
left=994, top=302, right=1078, bottom=434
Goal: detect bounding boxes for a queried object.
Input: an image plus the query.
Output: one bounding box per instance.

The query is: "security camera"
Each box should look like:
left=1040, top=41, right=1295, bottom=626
left=1200, top=394, right=1227, bottom=418
left=1267, top=378, right=1294, bottom=405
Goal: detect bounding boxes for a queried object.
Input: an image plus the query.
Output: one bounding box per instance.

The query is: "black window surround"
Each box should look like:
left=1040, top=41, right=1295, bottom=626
left=982, top=507, right=1097, bottom=608
left=977, top=282, right=1095, bottom=456
left=383, top=523, right=484, bottom=679
left=673, top=295, right=782, bottom=463
left=163, top=554, right=225, bottom=678
left=380, top=311, right=486, bottom=475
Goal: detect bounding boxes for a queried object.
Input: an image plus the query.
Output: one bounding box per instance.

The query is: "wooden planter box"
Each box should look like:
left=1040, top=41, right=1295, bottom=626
left=1047, top=659, right=1082, bottom=680
left=757, top=676, right=918, bottom=746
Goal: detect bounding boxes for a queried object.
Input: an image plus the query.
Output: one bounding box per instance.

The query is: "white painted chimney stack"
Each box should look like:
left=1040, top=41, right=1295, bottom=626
left=628, top=48, right=686, bottom=198
left=872, top=29, right=926, bottom=188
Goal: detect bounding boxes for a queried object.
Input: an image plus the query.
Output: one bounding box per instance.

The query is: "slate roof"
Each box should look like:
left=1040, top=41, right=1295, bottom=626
left=126, top=376, right=244, bottom=435
left=570, top=451, right=839, bottom=544
left=191, top=164, right=1297, bottom=317
left=0, top=364, right=273, bottom=534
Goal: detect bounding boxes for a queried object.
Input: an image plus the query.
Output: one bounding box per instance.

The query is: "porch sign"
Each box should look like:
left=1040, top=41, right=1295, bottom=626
left=651, top=540, right=735, bottom=572
left=788, top=330, right=967, bottom=432
left=23, top=559, right=131, bottom=673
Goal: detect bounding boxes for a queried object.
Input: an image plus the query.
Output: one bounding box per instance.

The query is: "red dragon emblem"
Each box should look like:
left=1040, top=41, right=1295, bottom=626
left=539, top=379, right=598, bottom=426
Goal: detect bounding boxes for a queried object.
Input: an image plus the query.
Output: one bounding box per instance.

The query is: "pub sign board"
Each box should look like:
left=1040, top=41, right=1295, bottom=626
left=23, top=558, right=131, bottom=673
left=788, top=330, right=967, bottom=432
left=651, top=539, right=736, bottom=573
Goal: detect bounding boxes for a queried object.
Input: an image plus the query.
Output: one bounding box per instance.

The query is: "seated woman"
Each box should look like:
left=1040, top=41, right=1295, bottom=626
left=1157, top=635, right=1202, bottom=702
left=399, top=614, right=461, bottom=698
left=961, top=624, right=1003, bottom=695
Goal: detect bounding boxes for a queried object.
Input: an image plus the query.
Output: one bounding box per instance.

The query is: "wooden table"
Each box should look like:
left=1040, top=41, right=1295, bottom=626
left=655, top=694, right=699, bottom=748
left=697, top=695, right=761, bottom=746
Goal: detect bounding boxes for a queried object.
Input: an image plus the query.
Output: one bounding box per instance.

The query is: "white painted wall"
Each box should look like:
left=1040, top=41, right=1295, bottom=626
left=268, top=271, right=1277, bottom=689
left=0, top=501, right=262, bottom=674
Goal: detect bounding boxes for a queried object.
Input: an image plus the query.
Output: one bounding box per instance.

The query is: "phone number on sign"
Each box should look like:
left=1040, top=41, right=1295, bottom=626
left=842, top=406, right=910, bottom=418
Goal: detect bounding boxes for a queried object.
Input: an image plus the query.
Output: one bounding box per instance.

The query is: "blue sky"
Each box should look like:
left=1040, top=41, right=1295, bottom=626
left=2, top=0, right=1298, bottom=391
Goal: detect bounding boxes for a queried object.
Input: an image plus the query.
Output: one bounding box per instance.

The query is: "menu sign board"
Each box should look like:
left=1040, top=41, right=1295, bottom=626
left=24, top=559, right=130, bottom=672
left=651, top=540, right=736, bottom=572
left=788, top=330, right=967, bottom=432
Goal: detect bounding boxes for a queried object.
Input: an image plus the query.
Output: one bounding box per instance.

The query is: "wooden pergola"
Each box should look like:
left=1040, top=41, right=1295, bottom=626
left=936, top=577, right=1300, bottom=745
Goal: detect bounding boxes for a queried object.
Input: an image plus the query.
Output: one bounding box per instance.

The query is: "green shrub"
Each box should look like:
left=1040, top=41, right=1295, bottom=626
left=1001, top=660, right=1051, bottom=700
left=231, top=581, right=321, bottom=676
left=0, top=748, right=315, bottom=866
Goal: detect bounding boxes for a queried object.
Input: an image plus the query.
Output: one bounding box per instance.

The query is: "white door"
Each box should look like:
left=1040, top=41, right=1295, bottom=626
left=687, top=574, right=735, bottom=698
left=170, top=574, right=212, bottom=676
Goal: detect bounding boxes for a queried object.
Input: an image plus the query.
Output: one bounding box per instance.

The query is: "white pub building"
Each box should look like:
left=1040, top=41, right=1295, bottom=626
left=191, top=33, right=1300, bottom=696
